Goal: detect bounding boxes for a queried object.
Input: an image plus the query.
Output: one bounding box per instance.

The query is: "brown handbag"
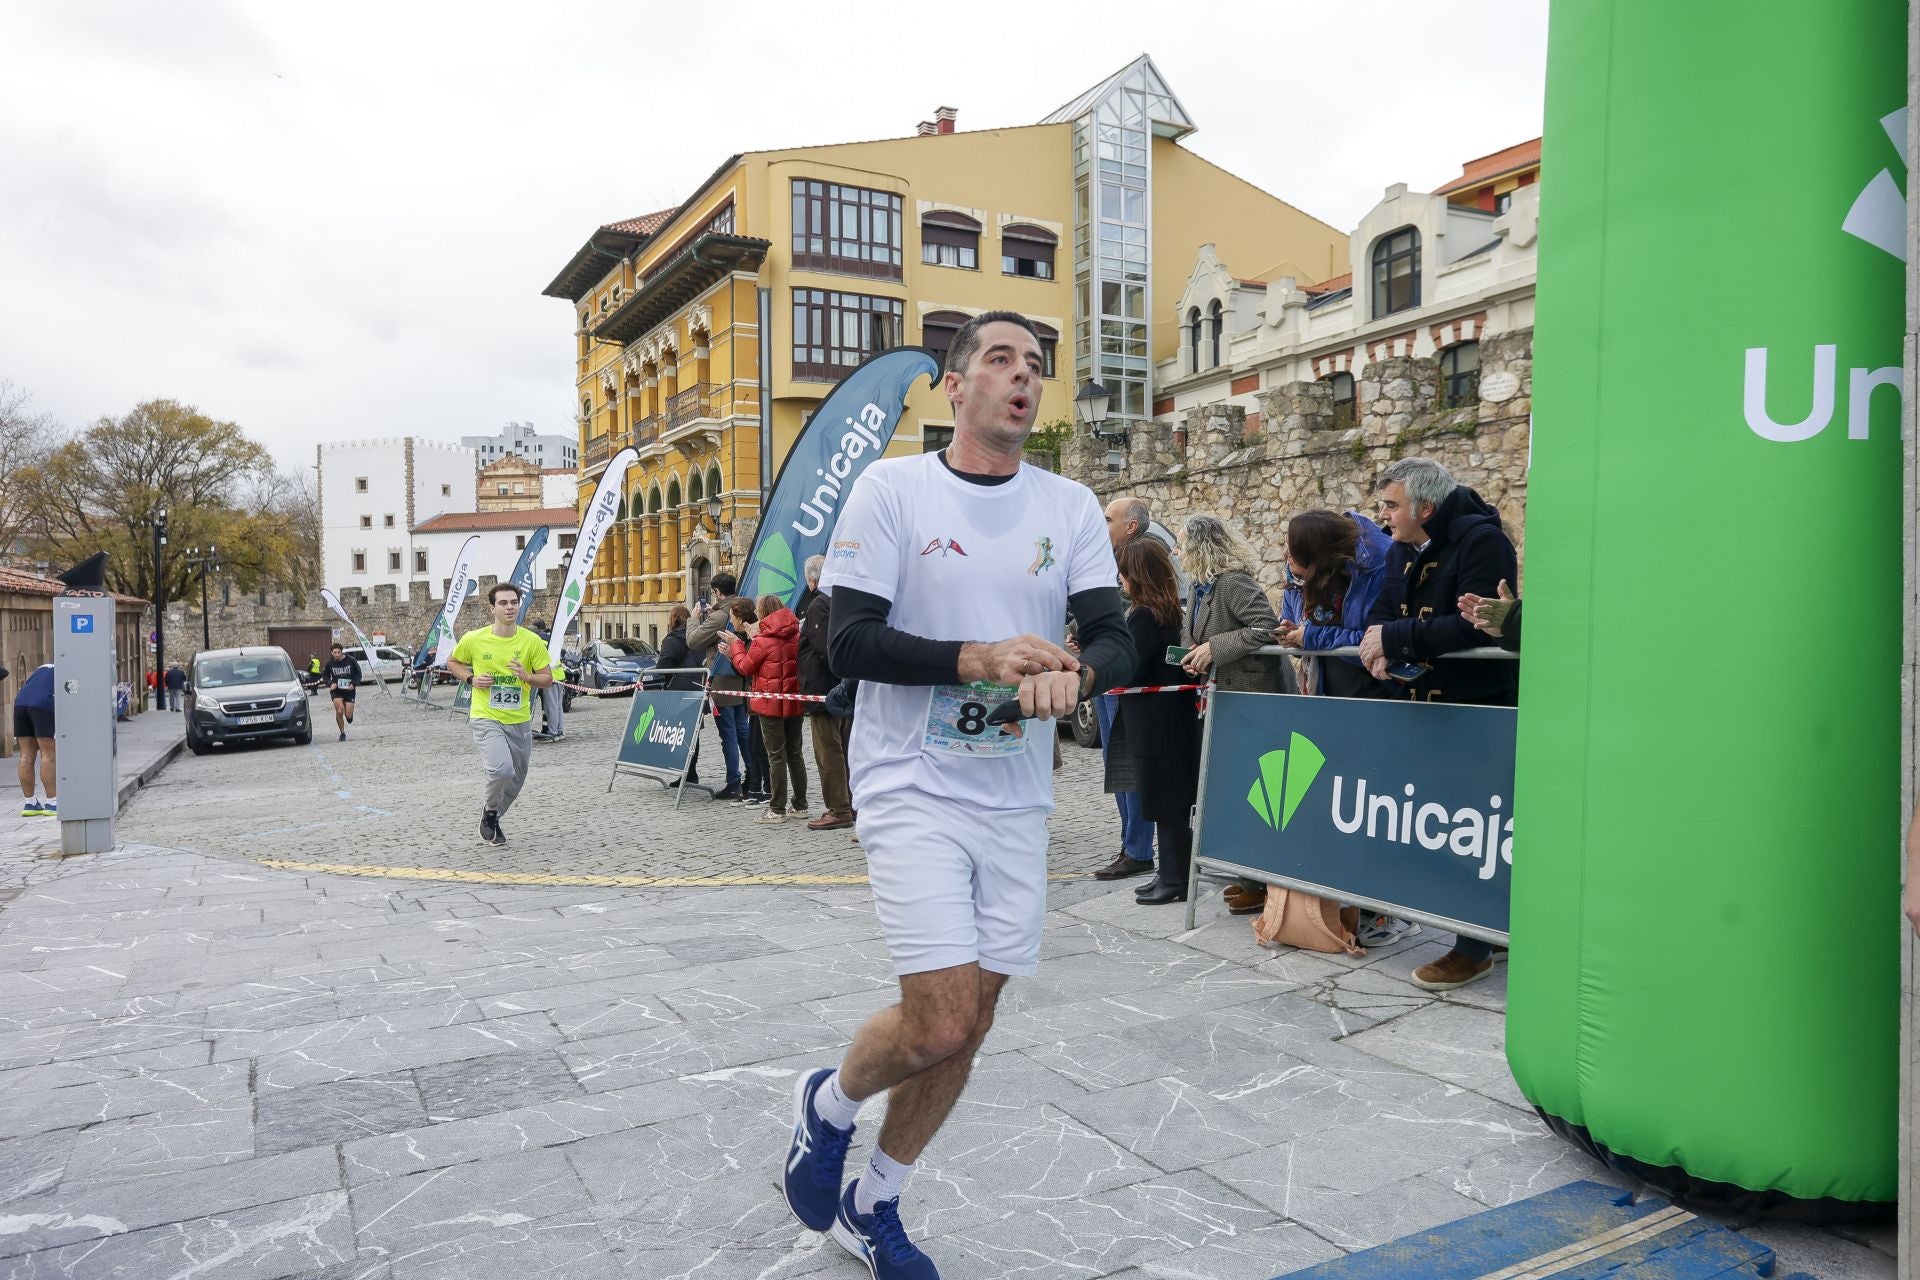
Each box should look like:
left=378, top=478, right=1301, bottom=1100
left=1251, top=885, right=1362, bottom=955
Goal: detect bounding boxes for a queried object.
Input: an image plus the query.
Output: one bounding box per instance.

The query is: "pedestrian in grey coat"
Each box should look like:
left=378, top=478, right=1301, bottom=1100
left=1177, top=515, right=1292, bottom=694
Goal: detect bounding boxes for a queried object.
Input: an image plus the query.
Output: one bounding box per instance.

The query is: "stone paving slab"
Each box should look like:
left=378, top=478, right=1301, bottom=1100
left=0, top=693, right=1895, bottom=1279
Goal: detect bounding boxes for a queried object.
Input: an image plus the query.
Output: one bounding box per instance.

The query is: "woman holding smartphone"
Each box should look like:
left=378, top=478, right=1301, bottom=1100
left=1274, top=508, right=1395, bottom=699
left=1112, top=539, right=1202, bottom=905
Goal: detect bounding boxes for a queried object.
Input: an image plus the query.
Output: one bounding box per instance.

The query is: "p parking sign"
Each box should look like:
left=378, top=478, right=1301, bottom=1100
left=69, top=615, right=93, bottom=633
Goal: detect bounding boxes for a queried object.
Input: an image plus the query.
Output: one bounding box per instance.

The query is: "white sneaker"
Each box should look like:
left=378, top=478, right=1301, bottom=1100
left=1355, top=913, right=1422, bottom=949
left=789, top=807, right=811, bottom=821
left=755, top=807, right=786, bottom=825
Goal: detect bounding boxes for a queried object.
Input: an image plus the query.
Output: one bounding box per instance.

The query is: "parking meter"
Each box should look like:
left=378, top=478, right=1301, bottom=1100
left=53, top=594, right=116, bottom=855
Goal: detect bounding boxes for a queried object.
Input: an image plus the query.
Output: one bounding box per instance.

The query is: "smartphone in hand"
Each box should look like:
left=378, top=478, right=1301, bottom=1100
left=1386, top=660, right=1429, bottom=682
left=1165, top=645, right=1192, bottom=665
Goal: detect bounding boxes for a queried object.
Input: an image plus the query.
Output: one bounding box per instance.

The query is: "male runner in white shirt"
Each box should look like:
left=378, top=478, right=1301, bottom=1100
left=782, top=312, right=1134, bottom=1279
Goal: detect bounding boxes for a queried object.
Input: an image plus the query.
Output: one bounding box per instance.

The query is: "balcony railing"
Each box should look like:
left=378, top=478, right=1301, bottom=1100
left=667, top=383, right=714, bottom=428
left=584, top=434, right=613, bottom=468
left=634, top=414, right=662, bottom=448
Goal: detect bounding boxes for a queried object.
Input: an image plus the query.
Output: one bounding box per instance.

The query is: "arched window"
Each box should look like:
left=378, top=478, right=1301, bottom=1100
left=920, top=211, right=981, bottom=270
left=1030, top=321, right=1059, bottom=380
left=1000, top=223, right=1057, bottom=279
left=1371, top=226, right=1421, bottom=317
left=1187, top=307, right=1203, bottom=371
left=921, top=309, right=970, bottom=374
left=666, top=477, right=681, bottom=508
left=707, top=465, right=722, bottom=501
left=1208, top=300, right=1224, bottom=370
left=687, top=471, right=704, bottom=504
left=1325, top=372, right=1357, bottom=427
left=1439, top=342, right=1480, bottom=408
left=647, top=485, right=662, bottom=514
left=615, top=496, right=627, bottom=520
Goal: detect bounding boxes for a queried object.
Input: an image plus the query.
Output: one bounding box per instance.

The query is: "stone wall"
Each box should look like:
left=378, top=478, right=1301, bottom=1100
left=1061, top=329, right=1533, bottom=592
left=164, top=566, right=570, bottom=653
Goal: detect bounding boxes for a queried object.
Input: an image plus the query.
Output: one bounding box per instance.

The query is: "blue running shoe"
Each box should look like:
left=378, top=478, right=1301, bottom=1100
left=831, top=1182, right=938, bottom=1279
left=19, top=799, right=43, bottom=817
left=782, top=1067, right=854, bottom=1231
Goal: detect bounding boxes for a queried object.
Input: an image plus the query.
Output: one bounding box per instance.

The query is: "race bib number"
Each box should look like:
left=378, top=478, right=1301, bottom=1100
left=333, top=677, right=354, bottom=690
left=488, top=679, right=523, bottom=711
left=923, top=684, right=1025, bottom=757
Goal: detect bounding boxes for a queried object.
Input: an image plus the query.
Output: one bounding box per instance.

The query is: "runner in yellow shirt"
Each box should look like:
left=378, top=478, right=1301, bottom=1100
left=447, top=583, right=553, bottom=847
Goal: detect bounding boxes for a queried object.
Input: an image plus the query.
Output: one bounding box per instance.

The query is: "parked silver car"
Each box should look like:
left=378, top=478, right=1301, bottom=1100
left=185, top=647, right=312, bottom=754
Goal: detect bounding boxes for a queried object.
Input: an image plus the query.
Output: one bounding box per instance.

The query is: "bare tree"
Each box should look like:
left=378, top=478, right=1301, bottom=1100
left=0, top=381, right=55, bottom=557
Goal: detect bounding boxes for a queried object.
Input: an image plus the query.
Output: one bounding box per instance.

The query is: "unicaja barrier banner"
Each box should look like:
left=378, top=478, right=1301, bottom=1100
left=739, top=347, right=939, bottom=607
left=319, top=588, right=392, bottom=701
left=549, top=447, right=639, bottom=667
left=1194, top=691, right=1517, bottom=940
left=507, top=526, right=549, bottom=626
left=613, top=690, right=706, bottom=777
left=1512, top=0, right=1902, bottom=1208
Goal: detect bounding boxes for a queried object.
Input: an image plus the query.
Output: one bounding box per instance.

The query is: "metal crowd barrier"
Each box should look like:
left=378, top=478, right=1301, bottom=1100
left=1182, top=643, right=1522, bottom=941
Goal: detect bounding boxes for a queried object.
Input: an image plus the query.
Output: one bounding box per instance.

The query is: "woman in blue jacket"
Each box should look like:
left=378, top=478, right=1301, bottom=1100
left=1276, top=509, right=1393, bottom=699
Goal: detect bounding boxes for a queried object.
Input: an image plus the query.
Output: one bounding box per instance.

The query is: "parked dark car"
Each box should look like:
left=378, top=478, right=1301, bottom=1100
left=580, top=638, right=661, bottom=690
left=185, top=647, right=312, bottom=754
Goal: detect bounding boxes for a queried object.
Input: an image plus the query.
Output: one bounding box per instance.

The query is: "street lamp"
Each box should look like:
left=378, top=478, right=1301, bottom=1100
left=146, top=507, right=170, bottom=697
left=184, top=545, right=220, bottom=650
left=1076, top=380, right=1126, bottom=443
left=704, top=492, right=731, bottom=553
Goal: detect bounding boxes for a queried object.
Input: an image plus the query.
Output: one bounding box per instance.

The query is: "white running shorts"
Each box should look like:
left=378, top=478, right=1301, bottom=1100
left=857, top=787, right=1051, bottom=978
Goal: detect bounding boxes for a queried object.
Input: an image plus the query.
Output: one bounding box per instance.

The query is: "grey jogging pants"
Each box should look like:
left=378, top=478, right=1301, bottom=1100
left=472, top=718, right=533, bottom=816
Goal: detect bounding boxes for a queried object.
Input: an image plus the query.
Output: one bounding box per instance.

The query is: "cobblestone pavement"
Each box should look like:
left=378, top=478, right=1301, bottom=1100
left=115, top=693, right=1122, bottom=883
left=0, top=693, right=1895, bottom=1279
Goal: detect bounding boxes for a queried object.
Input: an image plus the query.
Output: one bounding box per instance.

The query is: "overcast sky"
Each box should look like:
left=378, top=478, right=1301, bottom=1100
left=0, top=2, right=1546, bottom=472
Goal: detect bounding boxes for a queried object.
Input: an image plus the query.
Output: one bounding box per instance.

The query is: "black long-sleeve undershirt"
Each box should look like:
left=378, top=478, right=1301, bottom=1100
left=827, top=584, right=1133, bottom=693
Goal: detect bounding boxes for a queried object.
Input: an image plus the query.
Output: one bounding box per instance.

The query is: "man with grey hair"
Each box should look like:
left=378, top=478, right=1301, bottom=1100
left=798, top=553, right=854, bottom=830
left=1359, top=456, right=1519, bottom=992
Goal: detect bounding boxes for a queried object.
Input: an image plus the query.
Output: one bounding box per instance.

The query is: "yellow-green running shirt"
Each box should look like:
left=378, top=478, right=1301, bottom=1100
left=450, top=625, right=551, bottom=724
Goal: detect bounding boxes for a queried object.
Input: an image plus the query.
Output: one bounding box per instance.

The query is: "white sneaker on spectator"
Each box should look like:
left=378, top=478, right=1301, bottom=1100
left=1355, top=913, right=1422, bottom=949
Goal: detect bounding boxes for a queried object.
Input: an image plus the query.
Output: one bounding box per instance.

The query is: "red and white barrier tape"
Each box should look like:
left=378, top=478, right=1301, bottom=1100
left=1101, top=683, right=1206, bottom=696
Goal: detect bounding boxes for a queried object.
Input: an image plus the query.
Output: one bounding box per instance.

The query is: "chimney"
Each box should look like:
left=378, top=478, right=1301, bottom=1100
left=916, top=120, right=938, bottom=137
left=935, top=106, right=957, bottom=135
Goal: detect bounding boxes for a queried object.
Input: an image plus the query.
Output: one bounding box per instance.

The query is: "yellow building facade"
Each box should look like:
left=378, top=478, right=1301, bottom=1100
left=544, top=56, right=1348, bottom=646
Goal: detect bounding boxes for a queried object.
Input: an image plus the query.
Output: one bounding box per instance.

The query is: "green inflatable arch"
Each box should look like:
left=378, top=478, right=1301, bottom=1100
left=1512, top=0, right=1904, bottom=1211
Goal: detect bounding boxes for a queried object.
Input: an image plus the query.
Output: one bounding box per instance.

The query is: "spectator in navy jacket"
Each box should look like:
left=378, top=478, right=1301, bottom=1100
left=1359, top=457, right=1520, bottom=993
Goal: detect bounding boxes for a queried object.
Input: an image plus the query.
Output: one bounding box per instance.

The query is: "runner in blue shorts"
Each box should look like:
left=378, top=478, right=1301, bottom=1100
left=781, top=312, right=1135, bottom=1278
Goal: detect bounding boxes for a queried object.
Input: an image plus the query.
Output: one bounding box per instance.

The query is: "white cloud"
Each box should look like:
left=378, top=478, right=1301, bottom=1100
left=0, top=0, right=1545, bottom=468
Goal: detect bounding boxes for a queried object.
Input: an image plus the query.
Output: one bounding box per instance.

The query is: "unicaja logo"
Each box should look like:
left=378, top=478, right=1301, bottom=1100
left=1744, top=107, right=1905, bottom=444
left=634, top=703, right=686, bottom=751
left=1246, top=732, right=1326, bottom=831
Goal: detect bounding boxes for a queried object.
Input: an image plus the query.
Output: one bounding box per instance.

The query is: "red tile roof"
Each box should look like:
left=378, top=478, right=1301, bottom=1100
left=602, top=208, right=678, bottom=236
left=1434, top=138, right=1542, bottom=196
left=0, top=564, right=147, bottom=604
left=1303, top=272, right=1352, bottom=295
left=413, top=507, right=580, bottom=534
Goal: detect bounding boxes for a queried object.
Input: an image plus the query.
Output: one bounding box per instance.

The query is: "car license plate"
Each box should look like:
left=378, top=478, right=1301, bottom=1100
left=235, top=714, right=274, bottom=725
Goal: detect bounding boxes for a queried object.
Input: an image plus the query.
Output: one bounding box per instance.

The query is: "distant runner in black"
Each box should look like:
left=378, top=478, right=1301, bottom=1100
left=322, top=644, right=362, bottom=741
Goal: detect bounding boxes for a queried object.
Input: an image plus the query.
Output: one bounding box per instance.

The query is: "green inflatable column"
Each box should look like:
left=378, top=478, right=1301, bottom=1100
left=1511, top=0, right=1904, bottom=1208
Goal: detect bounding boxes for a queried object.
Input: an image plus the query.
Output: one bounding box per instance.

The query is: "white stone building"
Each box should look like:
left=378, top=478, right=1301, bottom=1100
left=461, top=421, right=578, bottom=471
left=1158, top=180, right=1538, bottom=432
left=408, top=508, right=579, bottom=622
left=317, top=438, right=477, bottom=601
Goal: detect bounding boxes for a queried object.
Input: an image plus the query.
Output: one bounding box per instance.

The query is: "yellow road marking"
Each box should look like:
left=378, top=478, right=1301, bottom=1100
left=251, top=857, right=1090, bottom=889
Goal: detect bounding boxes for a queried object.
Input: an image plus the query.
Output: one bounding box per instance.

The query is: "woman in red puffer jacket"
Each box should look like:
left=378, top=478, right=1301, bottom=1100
left=725, top=594, right=810, bottom=822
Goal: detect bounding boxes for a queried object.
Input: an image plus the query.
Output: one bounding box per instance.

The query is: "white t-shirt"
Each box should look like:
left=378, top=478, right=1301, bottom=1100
left=820, top=452, right=1116, bottom=813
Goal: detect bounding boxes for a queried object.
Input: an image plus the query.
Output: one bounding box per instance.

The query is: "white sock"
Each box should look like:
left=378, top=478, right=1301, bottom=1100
left=854, top=1146, right=913, bottom=1214
left=811, top=1069, right=862, bottom=1131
